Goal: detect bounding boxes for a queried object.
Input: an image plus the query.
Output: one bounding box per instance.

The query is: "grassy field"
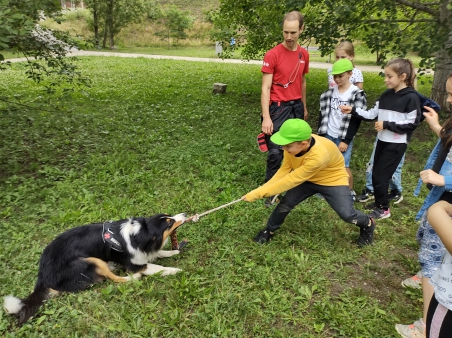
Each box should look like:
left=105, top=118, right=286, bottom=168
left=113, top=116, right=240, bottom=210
left=0, top=56, right=438, bottom=337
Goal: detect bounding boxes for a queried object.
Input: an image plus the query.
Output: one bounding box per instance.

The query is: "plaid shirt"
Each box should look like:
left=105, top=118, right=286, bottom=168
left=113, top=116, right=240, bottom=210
left=318, top=87, right=367, bottom=144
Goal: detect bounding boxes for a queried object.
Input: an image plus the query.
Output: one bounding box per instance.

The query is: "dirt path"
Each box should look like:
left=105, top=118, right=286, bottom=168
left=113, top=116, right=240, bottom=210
left=6, top=49, right=385, bottom=72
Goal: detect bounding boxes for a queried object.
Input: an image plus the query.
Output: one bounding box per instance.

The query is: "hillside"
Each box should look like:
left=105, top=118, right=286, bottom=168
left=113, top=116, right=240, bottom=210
left=157, top=0, right=219, bottom=19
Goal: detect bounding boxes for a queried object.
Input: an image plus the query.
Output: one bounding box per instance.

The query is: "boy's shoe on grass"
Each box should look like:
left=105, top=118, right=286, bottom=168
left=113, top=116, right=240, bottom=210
left=264, top=195, right=279, bottom=208
left=401, top=271, right=423, bottom=289
left=357, top=188, right=374, bottom=203
left=254, top=229, right=273, bottom=244
left=350, top=190, right=357, bottom=202
left=357, top=218, right=376, bottom=247
left=395, top=318, right=426, bottom=338
left=368, top=207, right=391, bottom=220
left=389, top=189, right=404, bottom=204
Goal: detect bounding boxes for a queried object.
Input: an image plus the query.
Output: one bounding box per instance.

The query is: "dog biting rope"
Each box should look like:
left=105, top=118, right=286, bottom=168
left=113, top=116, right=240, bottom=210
left=171, top=198, right=243, bottom=250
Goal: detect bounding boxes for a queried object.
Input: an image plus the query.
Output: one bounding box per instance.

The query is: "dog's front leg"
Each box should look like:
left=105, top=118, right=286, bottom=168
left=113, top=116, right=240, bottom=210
left=141, top=263, right=182, bottom=276
left=153, top=250, right=180, bottom=259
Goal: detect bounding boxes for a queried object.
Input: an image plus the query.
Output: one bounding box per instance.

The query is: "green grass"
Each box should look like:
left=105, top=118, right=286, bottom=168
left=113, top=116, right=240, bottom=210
left=0, top=56, right=436, bottom=337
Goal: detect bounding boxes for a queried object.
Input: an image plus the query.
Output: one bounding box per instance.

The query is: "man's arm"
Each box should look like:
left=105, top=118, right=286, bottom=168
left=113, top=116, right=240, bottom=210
left=302, top=74, right=308, bottom=120
left=261, top=73, right=274, bottom=134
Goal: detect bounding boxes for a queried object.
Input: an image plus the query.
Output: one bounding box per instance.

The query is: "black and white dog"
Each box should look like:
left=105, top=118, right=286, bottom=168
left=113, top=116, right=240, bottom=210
left=4, top=213, right=186, bottom=325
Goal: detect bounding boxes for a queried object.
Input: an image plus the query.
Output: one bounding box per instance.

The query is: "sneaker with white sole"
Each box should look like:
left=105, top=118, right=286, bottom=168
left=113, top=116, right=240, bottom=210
left=356, top=188, right=374, bottom=203
left=401, top=271, right=423, bottom=289
left=389, top=189, right=404, bottom=204
left=368, top=207, right=391, bottom=220
left=395, top=318, right=425, bottom=338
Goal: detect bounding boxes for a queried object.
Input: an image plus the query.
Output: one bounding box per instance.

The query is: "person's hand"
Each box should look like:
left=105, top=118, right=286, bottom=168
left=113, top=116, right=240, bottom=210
left=339, top=105, right=352, bottom=114
left=338, top=142, right=348, bottom=152
left=261, top=117, right=273, bottom=135
left=423, top=106, right=441, bottom=132
left=241, top=195, right=249, bottom=202
left=375, top=121, right=384, bottom=132
left=304, top=108, right=309, bottom=121
left=420, top=169, right=445, bottom=186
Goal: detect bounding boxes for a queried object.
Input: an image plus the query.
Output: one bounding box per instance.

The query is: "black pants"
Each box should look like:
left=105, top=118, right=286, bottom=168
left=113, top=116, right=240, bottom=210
left=372, top=140, right=407, bottom=209
left=265, top=102, right=304, bottom=182
left=426, top=295, right=452, bottom=338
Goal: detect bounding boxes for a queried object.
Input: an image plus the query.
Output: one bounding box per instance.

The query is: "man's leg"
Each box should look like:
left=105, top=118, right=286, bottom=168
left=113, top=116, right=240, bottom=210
left=265, top=138, right=283, bottom=182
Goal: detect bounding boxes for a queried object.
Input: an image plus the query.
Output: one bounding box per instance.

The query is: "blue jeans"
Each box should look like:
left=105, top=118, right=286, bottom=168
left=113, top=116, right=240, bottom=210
left=266, top=182, right=370, bottom=232
left=365, top=137, right=405, bottom=193
left=325, top=134, right=353, bottom=168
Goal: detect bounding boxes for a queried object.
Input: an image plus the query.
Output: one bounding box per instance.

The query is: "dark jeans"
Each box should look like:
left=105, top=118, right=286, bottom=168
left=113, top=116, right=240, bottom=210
left=372, top=140, right=407, bottom=209
left=266, top=182, right=370, bottom=232
left=265, top=102, right=305, bottom=182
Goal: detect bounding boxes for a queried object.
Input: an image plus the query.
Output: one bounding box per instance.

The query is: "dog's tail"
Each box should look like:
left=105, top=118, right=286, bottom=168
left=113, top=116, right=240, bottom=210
left=4, top=288, right=49, bottom=325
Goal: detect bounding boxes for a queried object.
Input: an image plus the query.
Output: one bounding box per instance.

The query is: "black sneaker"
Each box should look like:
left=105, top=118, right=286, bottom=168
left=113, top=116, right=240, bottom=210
left=358, top=218, right=376, bottom=247
left=356, top=188, right=374, bottom=203
left=388, top=190, right=403, bottom=204
left=254, top=229, right=273, bottom=244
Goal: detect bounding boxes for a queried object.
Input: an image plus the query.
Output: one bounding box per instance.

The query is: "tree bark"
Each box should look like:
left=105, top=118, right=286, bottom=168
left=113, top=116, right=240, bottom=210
left=431, top=0, right=452, bottom=113
left=93, top=5, right=99, bottom=48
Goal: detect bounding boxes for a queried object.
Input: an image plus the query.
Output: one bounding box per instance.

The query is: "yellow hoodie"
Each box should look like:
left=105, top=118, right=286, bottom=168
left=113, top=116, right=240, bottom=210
left=245, top=135, right=349, bottom=202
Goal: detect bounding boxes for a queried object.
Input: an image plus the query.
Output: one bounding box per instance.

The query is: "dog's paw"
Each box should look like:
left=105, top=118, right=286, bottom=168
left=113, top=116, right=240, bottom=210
left=141, top=264, right=181, bottom=276
left=160, top=267, right=182, bottom=276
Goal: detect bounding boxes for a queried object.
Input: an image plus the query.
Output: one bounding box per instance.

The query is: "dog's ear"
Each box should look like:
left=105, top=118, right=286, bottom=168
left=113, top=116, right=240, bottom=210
left=140, top=216, right=173, bottom=252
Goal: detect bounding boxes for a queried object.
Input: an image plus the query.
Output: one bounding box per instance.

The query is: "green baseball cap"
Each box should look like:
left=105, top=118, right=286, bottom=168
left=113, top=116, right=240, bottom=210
left=331, top=58, right=354, bottom=75
left=270, top=119, right=312, bottom=145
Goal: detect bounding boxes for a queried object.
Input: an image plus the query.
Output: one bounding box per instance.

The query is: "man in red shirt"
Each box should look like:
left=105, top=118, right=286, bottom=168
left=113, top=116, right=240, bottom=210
left=261, top=11, right=309, bottom=206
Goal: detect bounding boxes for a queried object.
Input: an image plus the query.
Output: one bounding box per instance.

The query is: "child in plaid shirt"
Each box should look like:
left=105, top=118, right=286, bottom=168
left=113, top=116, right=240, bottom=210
left=318, top=58, right=366, bottom=201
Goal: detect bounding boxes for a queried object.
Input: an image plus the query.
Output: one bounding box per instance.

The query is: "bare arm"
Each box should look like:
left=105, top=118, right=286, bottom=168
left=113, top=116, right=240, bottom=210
left=427, top=201, right=452, bottom=253
left=261, top=73, right=274, bottom=135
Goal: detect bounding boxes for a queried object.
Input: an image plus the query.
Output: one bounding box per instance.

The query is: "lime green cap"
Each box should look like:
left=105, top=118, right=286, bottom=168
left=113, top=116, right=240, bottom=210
left=270, top=119, right=312, bottom=145
left=331, top=58, right=354, bottom=75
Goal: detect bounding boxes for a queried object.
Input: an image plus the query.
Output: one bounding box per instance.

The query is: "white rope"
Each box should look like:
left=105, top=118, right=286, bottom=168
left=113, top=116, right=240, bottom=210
left=187, top=198, right=243, bottom=222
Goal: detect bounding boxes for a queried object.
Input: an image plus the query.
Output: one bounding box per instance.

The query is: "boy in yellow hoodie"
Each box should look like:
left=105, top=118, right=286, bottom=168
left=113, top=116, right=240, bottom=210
left=242, top=118, right=375, bottom=246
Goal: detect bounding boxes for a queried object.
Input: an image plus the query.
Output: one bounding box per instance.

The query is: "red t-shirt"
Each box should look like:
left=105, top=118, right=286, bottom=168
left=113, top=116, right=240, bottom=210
left=261, top=44, right=309, bottom=103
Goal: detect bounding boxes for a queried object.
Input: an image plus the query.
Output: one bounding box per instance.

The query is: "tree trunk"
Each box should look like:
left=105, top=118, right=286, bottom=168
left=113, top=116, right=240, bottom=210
left=93, top=6, right=99, bottom=48
left=108, top=0, right=114, bottom=49
left=431, top=0, right=452, bottom=113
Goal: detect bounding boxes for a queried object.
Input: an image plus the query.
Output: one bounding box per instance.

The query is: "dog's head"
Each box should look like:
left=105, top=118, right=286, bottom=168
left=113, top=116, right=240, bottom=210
left=131, top=213, right=186, bottom=253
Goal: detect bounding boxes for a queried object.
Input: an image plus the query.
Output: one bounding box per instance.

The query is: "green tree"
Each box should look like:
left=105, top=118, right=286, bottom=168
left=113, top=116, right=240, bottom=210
left=84, top=0, right=147, bottom=49
left=212, top=0, right=452, bottom=111
left=156, top=5, right=195, bottom=46
left=0, top=0, right=88, bottom=91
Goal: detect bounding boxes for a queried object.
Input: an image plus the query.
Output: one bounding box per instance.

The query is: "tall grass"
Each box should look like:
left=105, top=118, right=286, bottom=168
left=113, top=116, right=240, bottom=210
left=0, top=56, right=435, bottom=337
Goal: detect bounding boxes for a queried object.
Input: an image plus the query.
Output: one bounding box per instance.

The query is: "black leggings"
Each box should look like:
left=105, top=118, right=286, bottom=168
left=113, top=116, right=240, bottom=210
left=372, top=140, right=407, bottom=209
left=426, top=295, right=452, bottom=338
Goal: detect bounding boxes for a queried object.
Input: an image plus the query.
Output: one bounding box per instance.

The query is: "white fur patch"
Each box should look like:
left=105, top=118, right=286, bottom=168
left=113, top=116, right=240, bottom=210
left=4, top=295, right=22, bottom=314
left=141, top=263, right=182, bottom=276
left=120, top=219, right=148, bottom=265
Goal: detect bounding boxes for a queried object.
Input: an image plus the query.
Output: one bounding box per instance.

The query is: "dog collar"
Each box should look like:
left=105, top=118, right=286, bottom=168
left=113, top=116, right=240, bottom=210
left=102, top=221, right=124, bottom=252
